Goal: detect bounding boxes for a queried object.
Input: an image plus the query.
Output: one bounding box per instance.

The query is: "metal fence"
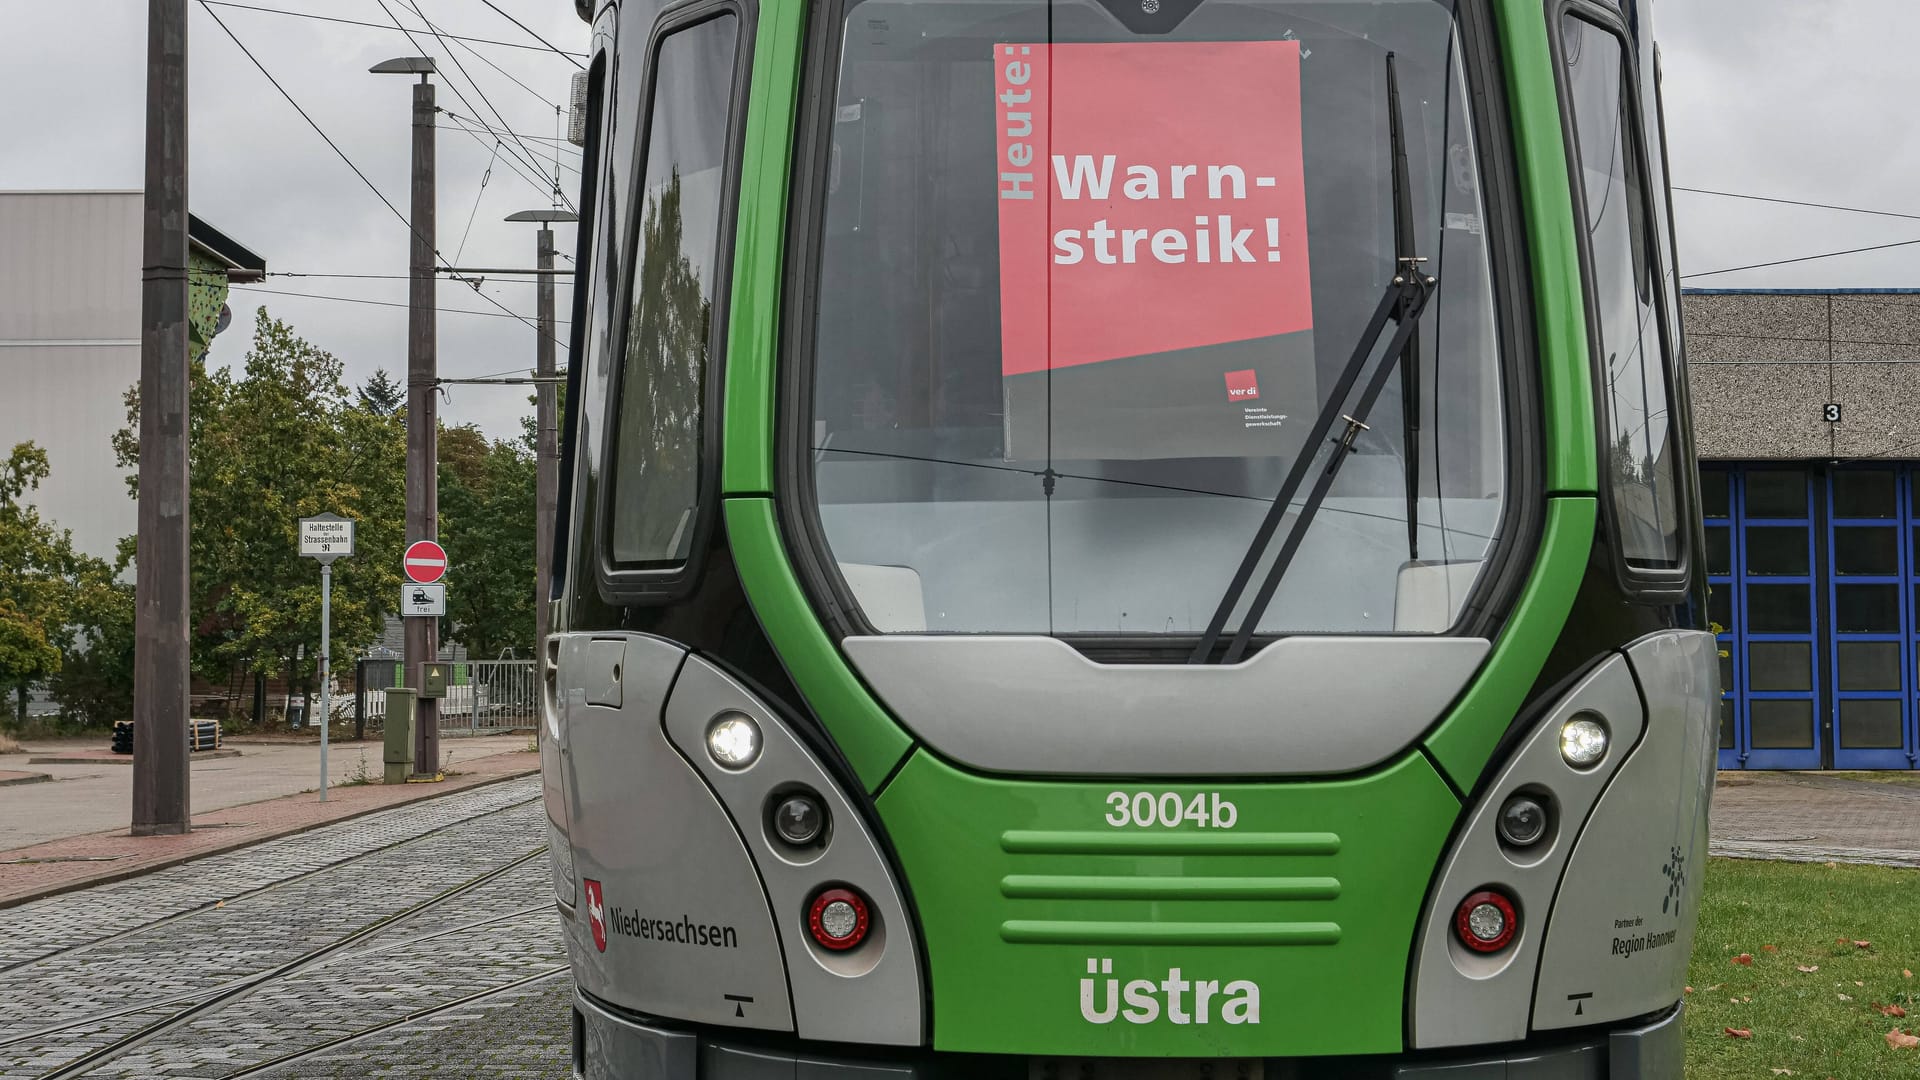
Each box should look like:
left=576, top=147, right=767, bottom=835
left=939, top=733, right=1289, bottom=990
left=353, top=660, right=539, bottom=734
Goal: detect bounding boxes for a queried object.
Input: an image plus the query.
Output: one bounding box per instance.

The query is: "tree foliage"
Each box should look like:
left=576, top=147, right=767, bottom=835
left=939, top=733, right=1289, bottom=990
left=438, top=421, right=536, bottom=659
left=15, top=310, right=537, bottom=727
left=116, top=312, right=409, bottom=698
left=358, top=368, right=405, bottom=416
left=0, top=444, right=117, bottom=724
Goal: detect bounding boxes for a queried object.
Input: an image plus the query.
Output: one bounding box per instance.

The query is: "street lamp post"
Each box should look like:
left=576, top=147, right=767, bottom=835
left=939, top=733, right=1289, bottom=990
left=504, top=209, right=577, bottom=657
left=371, top=56, right=443, bottom=777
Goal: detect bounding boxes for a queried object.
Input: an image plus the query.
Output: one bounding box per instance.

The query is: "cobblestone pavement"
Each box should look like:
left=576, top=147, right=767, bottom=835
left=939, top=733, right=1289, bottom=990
left=0, top=777, right=571, bottom=1080
left=1709, top=771, right=1920, bottom=867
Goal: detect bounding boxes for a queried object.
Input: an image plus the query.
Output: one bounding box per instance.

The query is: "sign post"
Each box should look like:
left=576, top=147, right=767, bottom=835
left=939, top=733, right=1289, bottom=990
left=299, top=513, right=356, bottom=801
left=401, top=539, right=449, bottom=778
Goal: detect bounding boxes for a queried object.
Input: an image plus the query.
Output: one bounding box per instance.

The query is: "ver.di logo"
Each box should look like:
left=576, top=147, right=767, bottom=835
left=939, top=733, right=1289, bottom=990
left=1224, top=369, right=1260, bottom=402
left=583, top=878, right=607, bottom=952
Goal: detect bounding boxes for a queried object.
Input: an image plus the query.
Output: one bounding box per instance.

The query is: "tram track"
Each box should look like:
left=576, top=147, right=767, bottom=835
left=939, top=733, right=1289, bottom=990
left=0, top=902, right=552, bottom=1054
left=32, top=845, right=550, bottom=1080
left=216, top=964, right=569, bottom=1078
left=0, top=788, right=543, bottom=977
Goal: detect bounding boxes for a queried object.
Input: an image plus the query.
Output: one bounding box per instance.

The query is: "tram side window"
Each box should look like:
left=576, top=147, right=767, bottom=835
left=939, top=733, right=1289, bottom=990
left=606, top=15, right=740, bottom=568
left=1562, top=15, right=1684, bottom=575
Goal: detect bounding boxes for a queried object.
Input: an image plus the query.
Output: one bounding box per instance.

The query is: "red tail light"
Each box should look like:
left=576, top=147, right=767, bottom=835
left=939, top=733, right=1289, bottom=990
left=808, top=887, right=871, bottom=951
left=1454, top=889, right=1518, bottom=953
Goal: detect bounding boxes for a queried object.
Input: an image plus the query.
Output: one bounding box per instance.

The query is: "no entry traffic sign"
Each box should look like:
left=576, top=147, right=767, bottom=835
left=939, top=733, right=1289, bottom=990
left=404, top=540, right=449, bottom=584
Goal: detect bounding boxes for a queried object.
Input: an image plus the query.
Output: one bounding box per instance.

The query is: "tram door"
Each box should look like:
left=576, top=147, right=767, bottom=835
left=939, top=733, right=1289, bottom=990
left=1706, top=464, right=1920, bottom=770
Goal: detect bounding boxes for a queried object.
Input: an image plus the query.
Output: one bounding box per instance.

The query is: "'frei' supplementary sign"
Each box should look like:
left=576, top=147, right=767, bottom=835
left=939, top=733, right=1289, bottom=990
left=995, top=40, right=1316, bottom=460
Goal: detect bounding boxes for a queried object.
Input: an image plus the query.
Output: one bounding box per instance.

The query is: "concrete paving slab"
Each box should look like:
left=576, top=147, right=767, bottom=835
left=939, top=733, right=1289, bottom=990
left=26, top=748, right=242, bottom=765
left=0, top=732, right=532, bottom=850
left=0, top=744, right=540, bottom=908
left=0, top=771, right=50, bottom=787
left=1709, top=770, right=1920, bottom=867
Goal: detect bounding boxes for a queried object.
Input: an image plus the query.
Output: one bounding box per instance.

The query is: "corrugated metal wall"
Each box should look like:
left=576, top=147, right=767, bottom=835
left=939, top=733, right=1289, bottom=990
left=0, top=191, right=143, bottom=562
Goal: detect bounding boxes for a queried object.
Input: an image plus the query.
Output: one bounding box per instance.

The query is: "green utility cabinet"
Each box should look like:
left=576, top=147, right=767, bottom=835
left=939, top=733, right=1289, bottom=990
left=384, top=688, right=415, bottom=784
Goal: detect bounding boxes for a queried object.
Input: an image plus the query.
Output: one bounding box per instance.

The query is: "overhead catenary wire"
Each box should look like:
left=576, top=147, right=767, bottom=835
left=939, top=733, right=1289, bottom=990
left=195, top=1, right=562, bottom=347
left=434, top=122, right=583, bottom=150
left=268, top=271, right=573, bottom=284
left=372, top=0, right=574, bottom=214
left=441, top=112, right=580, bottom=204
left=1675, top=187, right=1920, bottom=224
left=397, top=0, right=574, bottom=201
left=478, top=0, right=587, bottom=70
left=443, top=111, right=581, bottom=178
left=1681, top=236, right=1920, bottom=280
left=410, top=4, right=563, bottom=110
left=230, top=285, right=572, bottom=327
left=197, top=0, right=589, bottom=56
left=452, top=141, right=500, bottom=266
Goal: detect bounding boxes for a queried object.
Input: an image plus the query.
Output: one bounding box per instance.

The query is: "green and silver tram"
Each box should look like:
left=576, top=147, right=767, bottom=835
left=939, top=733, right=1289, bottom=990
left=541, top=0, right=1718, bottom=1074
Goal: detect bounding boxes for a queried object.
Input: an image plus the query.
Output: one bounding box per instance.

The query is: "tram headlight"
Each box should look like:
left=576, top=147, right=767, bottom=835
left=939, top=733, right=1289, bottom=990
left=706, top=713, right=762, bottom=770
left=1559, top=715, right=1609, bottom=769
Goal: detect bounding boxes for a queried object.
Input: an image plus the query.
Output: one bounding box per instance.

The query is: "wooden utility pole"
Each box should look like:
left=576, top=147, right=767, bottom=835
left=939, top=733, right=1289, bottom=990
left=506, top=210, right=576, bottom=655
left=132, top=0, right=192, bottom=836
left=372, top=57, right=440, bottom=775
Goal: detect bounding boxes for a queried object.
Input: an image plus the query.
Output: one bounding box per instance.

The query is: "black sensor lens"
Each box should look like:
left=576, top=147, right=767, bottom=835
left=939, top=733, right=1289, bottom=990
left=1497, top=795, right=1549, bottom=847
left=774, top=793, right=826, bottom=846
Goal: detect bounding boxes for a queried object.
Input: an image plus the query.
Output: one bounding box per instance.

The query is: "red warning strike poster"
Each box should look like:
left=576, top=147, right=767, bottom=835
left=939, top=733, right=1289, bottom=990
left=995, top=40, right=1316, bottom=461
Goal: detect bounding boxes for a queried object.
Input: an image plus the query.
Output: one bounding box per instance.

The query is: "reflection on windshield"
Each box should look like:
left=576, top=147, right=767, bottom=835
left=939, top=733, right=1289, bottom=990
left=805, top=0, right=1507, bottom=637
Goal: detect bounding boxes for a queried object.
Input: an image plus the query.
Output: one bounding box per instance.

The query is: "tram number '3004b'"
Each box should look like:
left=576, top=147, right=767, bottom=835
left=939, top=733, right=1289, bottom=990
left=1105, top=791, right=1240, bottom=829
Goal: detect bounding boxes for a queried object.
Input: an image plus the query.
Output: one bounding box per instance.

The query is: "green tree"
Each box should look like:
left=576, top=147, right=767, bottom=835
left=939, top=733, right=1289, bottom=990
left=0, top=443, right=88, bottom=723
left=117, top=312, right=407, bottom=706
left=439, top=422, right=536, bottom=659
left=46, top=549, right=135, bottom=727
left=358, top=368, right=405, bottom=416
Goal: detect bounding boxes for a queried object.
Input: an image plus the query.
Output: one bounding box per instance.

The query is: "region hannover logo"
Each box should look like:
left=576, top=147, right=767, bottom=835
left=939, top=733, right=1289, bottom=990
left=584, top=878, right=607, bottom=952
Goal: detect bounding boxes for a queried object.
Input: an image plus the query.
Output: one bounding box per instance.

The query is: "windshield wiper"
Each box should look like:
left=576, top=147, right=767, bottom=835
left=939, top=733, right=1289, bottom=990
left=1189, top=52, right=1435, bottom=665
left=1389, top=51, right=1423, bottom=563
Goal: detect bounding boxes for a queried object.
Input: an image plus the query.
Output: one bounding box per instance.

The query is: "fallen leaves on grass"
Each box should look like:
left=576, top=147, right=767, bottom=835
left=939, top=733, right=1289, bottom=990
left=1763, top=944, right=1779, bottom=953
left=1768, top=1069, right=1793, bottom=1077
left=1878, top=1003, right=1909, bottom=1018
left=1734, top=953, right=1755, bottom=965
left=1840, top=994, right=1854, bottom=1002
left=1725, top=1027, right=1753, bottom=1039
left=1797, top=965, right=1820, bottom=973
left=1885, top=1028, right=1919, bottom=1050
left=1907, top=969, right=1915, bottom=979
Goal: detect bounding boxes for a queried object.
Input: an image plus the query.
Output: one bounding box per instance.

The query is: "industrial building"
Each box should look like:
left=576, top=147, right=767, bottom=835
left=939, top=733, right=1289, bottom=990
left=0, top=190, right=266, bottom=564
left=1688, top=288, right=1920, bottom=769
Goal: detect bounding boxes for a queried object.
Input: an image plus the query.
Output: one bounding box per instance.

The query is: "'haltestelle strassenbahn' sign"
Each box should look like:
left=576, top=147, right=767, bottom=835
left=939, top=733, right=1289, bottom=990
left=298, top=513, right=355, bottom=564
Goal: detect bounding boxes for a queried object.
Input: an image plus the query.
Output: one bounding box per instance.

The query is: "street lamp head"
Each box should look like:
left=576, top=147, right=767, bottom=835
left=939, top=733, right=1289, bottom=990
left=370, top=57, right=437, bottom=77
left=507, top=210, right=580, bottom=224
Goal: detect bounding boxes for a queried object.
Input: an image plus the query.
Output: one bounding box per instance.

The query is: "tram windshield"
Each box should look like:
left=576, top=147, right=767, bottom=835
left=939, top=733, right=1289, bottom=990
left=802, top=0, right=1510, bottom=638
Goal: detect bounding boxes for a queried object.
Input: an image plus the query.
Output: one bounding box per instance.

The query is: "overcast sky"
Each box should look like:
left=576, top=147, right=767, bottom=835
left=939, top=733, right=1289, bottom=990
left=2, top=1, right=1916, bottom=440
left=1, top=0, right=589, bottom=440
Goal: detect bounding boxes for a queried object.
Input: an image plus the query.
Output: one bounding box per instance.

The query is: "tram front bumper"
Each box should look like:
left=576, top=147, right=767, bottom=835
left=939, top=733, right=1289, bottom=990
left=576, top=990, right=1683, bottom=1080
